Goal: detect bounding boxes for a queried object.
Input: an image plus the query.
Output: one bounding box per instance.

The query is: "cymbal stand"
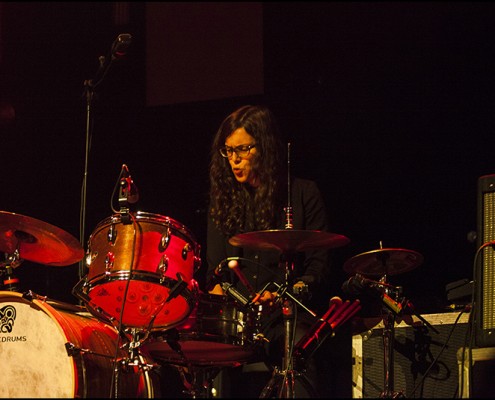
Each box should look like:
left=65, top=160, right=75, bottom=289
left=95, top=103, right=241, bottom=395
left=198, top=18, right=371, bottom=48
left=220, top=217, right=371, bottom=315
left=259, top=252, right=318, bottom=398
left=371, top=273, right=404, bottom=399
left=175, top=364, right=223, bottom=398
left=377, top=277, right=438, bottom=398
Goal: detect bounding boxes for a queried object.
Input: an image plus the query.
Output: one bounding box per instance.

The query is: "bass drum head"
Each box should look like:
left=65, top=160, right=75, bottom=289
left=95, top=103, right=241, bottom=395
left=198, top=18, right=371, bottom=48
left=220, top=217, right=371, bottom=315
left=0, top=291, right=159, bottom=398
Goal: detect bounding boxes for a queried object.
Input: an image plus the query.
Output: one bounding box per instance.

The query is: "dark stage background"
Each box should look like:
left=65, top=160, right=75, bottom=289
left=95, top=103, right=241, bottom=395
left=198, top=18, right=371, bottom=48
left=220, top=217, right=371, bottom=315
left=2, top=1, right=493, bottom=313
left=1, top=0, right=494, bottom=356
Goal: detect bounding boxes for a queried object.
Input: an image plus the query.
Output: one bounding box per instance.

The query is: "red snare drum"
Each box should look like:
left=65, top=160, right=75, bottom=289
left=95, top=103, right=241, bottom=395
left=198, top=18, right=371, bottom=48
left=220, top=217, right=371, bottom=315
left=0, top=291, right=159, bottom=398
left=74, top=212, right=201, bottom=330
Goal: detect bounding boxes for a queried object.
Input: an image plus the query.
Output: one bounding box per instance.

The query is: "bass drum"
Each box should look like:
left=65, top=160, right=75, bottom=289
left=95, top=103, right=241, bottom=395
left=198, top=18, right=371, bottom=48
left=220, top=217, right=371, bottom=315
left=142, top=293, right=263, bottom=367
left=76, top=211, right=201, bottom=330
left=0, top=291, right=159, bottom=398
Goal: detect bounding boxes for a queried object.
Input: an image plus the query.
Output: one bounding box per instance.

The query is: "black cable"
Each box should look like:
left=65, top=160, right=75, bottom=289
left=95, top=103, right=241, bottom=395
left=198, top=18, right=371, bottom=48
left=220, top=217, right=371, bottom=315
left=409, top=308, right=469, bottom=398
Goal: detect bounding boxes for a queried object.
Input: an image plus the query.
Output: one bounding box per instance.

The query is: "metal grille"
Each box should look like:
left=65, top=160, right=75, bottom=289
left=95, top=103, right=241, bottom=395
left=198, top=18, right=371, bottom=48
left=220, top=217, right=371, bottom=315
left=476, top=174, right=495, bottom=347
left=482, top=192, right=495, bottom=331
left=352, top=313, right=469, bottom=398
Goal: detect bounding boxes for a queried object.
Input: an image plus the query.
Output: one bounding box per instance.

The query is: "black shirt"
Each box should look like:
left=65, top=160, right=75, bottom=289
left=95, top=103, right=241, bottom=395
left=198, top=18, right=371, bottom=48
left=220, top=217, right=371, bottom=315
left=206, top=177, right=330, bottom=304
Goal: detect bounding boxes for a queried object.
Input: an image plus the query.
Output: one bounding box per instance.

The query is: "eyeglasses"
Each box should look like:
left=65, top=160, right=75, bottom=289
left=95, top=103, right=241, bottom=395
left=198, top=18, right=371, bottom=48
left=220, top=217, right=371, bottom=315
left=219, top=144, right=256, bottom=158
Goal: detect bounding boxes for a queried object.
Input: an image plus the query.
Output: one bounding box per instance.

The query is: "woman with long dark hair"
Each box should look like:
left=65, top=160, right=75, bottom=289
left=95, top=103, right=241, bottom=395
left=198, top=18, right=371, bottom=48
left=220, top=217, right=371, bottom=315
left=205, top=104, right=333, bottom=397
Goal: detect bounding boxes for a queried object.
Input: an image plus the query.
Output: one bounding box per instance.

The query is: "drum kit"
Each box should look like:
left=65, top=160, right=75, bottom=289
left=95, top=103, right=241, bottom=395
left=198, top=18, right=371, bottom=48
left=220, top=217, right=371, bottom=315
left=0, top=208, right=425, bottom=398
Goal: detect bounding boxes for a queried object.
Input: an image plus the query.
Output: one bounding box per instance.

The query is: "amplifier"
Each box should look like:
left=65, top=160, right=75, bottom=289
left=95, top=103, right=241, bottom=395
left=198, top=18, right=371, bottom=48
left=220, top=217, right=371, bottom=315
left=352, top=311, right=470, bottom=398
left=457, top=346, right=495, bottom=397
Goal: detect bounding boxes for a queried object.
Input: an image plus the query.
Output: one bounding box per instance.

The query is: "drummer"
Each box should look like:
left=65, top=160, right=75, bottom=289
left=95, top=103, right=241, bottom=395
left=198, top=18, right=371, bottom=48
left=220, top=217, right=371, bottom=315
left=205, top=105, right=334, bottom=397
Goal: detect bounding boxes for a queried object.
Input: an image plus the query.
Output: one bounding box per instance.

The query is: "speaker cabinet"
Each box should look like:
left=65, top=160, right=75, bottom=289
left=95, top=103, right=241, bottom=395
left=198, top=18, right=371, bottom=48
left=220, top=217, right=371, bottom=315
left=457, top=346, right=495, bottom=397
left=476, top=174, right=495, bottom=348
left=352, top=312, right=469, bottom=398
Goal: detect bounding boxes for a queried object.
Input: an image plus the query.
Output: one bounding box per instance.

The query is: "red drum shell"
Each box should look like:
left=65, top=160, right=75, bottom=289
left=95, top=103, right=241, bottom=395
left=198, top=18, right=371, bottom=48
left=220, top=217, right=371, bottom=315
left=81, top=212, right=201, bottom=330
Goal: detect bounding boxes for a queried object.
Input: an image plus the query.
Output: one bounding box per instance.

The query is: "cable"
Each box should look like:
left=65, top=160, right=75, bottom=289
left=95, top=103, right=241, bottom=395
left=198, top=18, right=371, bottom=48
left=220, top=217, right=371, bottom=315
left=409, top=308, right=469, bottom=398
left=109, top=211, right=138, bottom=398
left=459, top=241, right=492, bottom=398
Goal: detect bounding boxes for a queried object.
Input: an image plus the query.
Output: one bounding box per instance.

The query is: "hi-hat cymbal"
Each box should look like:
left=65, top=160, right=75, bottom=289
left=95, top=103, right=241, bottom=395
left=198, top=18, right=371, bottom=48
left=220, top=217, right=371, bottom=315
left=229, top=229, right=350, bottom=253
left=343, top=248, right=423, bottom=276
left=0, top=211, right=84, bottom=266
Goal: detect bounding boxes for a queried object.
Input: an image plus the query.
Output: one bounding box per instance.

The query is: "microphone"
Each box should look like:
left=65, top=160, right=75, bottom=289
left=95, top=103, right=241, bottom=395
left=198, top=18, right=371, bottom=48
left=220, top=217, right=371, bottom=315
left=111, top=33, right=132, bottom=60
left=221, top=282, right=251, bottom=309
left=119, top=164, right=139, bottom=204
left=342, top=273, right=403, bottom=316
left=123, top=176, right=139, bottom=204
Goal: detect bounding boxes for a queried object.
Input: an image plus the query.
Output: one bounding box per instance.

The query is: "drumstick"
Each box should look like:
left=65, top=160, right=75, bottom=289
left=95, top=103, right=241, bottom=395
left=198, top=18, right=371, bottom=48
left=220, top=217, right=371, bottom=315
left=227, top=259, right=257, bottom=297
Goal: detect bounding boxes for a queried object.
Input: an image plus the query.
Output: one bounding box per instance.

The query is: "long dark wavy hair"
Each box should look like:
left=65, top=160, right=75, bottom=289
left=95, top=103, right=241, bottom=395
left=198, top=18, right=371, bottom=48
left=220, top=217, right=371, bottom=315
left=209, top=105, right=287, bottom=237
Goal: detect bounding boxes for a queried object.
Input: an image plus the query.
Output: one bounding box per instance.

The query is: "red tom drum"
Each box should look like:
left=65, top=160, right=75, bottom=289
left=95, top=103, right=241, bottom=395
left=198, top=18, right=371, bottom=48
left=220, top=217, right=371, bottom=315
left=75, top=212, right=201, bottom=330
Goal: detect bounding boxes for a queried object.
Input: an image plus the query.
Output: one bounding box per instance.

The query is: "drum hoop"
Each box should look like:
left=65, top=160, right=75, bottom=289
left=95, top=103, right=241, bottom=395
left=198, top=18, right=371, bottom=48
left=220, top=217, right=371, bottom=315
left=92, top=211, right=199, bottom=246
left=178, top=331, right=247, bottom=347
left=85, top=272, right=196, bottom=296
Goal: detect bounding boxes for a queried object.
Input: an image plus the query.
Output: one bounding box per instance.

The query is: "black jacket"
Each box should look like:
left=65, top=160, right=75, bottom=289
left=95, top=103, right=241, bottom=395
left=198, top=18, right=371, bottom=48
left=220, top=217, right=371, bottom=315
left=206, top=177, right=330, bottom=304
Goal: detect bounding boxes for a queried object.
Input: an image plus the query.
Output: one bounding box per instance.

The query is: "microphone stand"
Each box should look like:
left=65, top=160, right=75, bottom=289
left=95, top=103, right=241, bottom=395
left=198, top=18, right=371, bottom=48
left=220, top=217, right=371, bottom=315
left=78, top=34, right=131, bottom=282
left=79, top=55, right=108, bottom=282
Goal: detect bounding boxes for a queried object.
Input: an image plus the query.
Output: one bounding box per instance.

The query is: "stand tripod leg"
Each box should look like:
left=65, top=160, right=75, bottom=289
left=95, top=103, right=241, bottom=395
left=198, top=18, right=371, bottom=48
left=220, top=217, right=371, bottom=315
left=259, top=297, right=318, bottom=398
left=379, top=307, right=405, bottom=398
left=259, top=366, right=319, bottom=398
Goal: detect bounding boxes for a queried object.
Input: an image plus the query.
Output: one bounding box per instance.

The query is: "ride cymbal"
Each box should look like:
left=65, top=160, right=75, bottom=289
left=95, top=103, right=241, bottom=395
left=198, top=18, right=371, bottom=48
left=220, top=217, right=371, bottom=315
left=229, top=229, right=350, bottom=253
left=343, top=248, right=423, bottom=276
left=0, top=211, right=84, bottom=266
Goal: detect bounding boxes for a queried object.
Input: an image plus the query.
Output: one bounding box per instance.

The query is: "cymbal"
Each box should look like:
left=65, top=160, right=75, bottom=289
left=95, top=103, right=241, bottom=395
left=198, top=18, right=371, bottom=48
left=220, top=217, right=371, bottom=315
left=0, top=211, right=84, bottom=266
left=229, top=229, right=350, bottom=253
left=343, top=248, right=423, bottom=276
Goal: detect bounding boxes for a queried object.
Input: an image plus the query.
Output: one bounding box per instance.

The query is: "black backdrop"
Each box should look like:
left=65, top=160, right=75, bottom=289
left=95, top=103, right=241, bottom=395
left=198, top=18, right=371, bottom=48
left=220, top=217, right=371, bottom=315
left=2, top=2, right=494, bottom=315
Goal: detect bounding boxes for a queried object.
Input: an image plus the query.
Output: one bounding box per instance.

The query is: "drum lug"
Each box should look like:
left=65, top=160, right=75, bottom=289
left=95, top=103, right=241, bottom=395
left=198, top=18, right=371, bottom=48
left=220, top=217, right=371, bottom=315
left=158, top=227, right=171, bottom=252
left=158, top=254, right=169, bottom=280
left=107, top=224, right=117, bottom=244
left=194, top=255, right=202, bottom=272
left=182, top=243, right=193, bottom=260
left=85, top=248, right=97, bottom=267
left=105, top=252, right=115, bottom=274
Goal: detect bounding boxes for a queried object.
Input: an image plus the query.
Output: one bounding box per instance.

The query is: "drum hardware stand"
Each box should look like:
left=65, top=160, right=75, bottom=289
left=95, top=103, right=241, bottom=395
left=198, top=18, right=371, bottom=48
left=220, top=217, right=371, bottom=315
left=65, top=341, right=116, bottom=359
left=0, top=250, right=21, bottom=291
left=174, top=364, right=224, bottom=399
left=22, top=289, right=48, bottom=302
left=258, top=251, right=320, bottom=399
left=156, top=327, right=187, bottom=361
left=144, top=330, right=231, bottom=398
left=376, top=277, right=439, bottom=399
